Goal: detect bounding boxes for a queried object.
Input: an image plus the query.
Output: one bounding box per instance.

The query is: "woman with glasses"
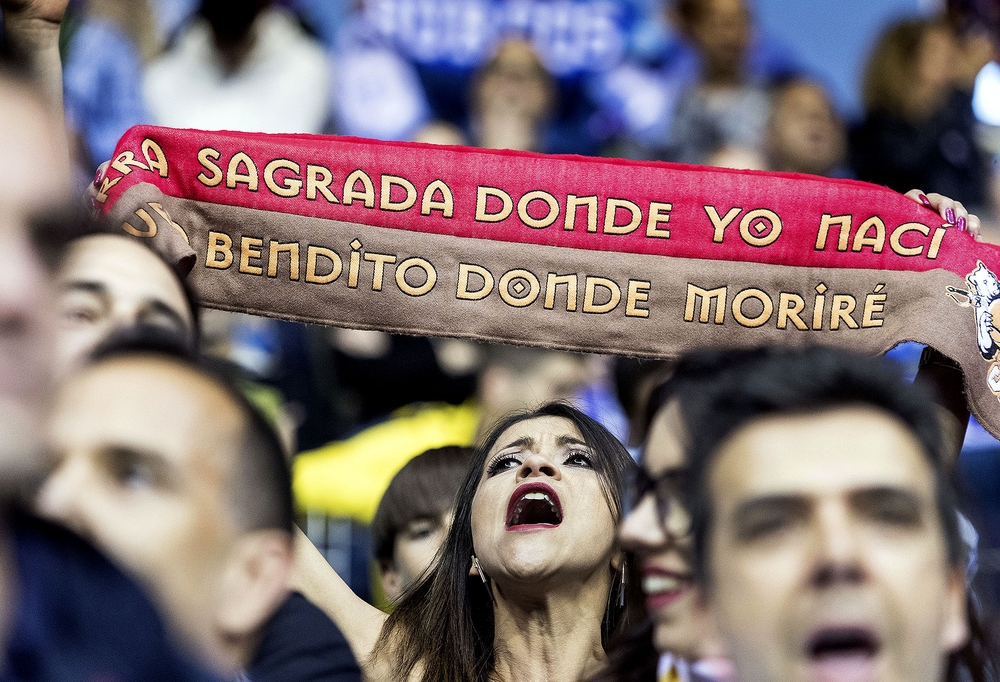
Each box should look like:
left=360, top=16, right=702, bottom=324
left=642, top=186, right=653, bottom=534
left=595, top=355, right=737, bottom=682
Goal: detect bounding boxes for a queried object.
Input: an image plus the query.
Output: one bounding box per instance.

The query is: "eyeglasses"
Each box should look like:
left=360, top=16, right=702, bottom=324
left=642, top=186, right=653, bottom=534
left=624, top=466, right=692, bottom=537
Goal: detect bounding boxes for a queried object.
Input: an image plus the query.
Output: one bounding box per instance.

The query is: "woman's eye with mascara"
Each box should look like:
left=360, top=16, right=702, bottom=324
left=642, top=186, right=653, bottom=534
left=486, top=455, right=521, bottom=477
left=564, top=450, right=593, bottom=468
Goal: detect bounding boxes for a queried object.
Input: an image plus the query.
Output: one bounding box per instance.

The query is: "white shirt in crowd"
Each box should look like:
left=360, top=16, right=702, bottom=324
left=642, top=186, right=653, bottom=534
left=143, top=7, right=331, bottom=134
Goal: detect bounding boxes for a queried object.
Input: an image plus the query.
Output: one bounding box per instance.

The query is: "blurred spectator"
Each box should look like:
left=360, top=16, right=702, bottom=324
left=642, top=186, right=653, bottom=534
left=38, top=332, right=361, bottom=681
left=0, top=12, right=217, bottom=677
left=703, top=143, right=766, bottom=169
left=334, top=0, right=630, bottom=153
left=850, top=17, right=990, bottom=210
left=143, top=0, right=331, bottom=133
left=141, top=0, right=336, bottom=458
left=412, top=120, right=467, bottom=146
left=53, top=233, right=197, bottom=378
left=667, top=0, right=772, bottom=164
left=318, top=329, right=476, bottom=433
left=613, top=357, right=675, bottom=448
left=593, top=0, right=800, bottom=160
left=62, top=0, right=158, bottom=170
left=333, top=43, right=431, bottom=141
left=764, top=77, right=846, bottom=176
left=470, top=38, right=555, bottom=151
left=371, top=446, right=474, bottom=602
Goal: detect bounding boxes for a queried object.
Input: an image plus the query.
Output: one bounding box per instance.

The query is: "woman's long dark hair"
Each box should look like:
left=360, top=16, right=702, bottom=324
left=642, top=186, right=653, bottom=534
left=374, top=402, right=642, bottom=682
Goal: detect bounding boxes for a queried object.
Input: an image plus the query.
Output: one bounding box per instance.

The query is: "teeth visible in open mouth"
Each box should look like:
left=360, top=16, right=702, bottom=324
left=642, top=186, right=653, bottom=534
left=642, top=575, right=682, bottom=594
left=509, top=490, right=561, bottom=526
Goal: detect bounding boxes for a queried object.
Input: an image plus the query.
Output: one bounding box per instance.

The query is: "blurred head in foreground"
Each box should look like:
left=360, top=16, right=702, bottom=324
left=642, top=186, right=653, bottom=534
left=0, top=63, right=73, bottom=481
left=372, top=445, right=475, bottom=601
left=686, top=346, right=970, bottom=682
left=54, top=233, right=198, bottom=378
left=39, top=330, right=293, bottom=672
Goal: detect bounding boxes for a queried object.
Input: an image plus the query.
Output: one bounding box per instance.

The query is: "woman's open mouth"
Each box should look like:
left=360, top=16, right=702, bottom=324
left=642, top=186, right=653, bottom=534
left=805, top=625, right=881, bottom=682
left=506, top=482, right=563, bottom=530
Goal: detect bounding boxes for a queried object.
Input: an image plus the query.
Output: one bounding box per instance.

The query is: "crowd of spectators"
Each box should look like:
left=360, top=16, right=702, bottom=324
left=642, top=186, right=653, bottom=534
left=47, top=0, right=1000, bottom=635
left=0, top=0, right=998, bottom=679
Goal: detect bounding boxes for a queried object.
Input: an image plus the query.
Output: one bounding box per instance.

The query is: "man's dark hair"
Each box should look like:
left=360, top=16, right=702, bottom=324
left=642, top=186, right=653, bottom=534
left=89, top=326, right=292, bottom=533
left=681, top=346, right=963, bottom=585
left=371, top=446, right=475, bottom=566
left=199, top=0, right=271, bottom=50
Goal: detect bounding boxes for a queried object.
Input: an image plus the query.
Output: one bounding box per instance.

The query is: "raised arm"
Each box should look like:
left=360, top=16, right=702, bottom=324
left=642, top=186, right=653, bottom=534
left=905, top=189, right=979, bottom=466
left=1, top=0, right=69, bottom=113
left=293, top=528, right=389, bottom=673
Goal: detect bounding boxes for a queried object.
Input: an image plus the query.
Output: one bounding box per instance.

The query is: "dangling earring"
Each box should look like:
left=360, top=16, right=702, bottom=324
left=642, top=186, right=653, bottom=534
left=472, top=555, right=496, bottom=604
left=617, top=557, right=627, bottom=608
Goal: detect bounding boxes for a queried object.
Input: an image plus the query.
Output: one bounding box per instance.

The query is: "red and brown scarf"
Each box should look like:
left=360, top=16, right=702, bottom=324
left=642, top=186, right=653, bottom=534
left=98, top=126, right=1000, bottom=437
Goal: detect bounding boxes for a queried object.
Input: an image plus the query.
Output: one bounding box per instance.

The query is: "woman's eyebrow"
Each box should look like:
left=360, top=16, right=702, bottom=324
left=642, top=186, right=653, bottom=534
left=557, top=436, right=588, bottom=447
left=498, top=436, right=534, bottom=451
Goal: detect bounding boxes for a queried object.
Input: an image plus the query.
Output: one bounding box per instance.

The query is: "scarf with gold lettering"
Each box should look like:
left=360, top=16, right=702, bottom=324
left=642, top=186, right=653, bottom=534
left=97, top=126, right=1000, bottom=437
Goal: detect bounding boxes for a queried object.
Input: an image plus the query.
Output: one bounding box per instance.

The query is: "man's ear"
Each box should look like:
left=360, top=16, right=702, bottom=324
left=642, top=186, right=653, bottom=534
left=940, top=566, right=969, bottom=653
left=380, top=560, right=403, bottom=603
left=216, top=530, right=293, bottom=638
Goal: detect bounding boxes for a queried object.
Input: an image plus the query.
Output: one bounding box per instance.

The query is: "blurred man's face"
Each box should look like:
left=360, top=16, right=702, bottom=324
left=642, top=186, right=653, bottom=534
left=480, top=350, right=593, bottom=421
left=706, top=407, right=967, bottom=682
left=54, top=234, right=194, bottom=377
left=475, top=40, right=553, bottom=121
left=39, top=357, right=244, bottom=661
left=686, top=0, right=751, bottom=81
left=381, top=511, right=453, bottom=601
left=767, top=82, right=846, bottom=176
left=0, top=81, right=69, bottom=473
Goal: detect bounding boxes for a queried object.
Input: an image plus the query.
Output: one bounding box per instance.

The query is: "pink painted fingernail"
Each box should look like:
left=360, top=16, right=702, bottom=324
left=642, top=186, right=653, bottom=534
left=946, top=207, right=956, bottom=224
left=919, top=193, right=931, bottom=206
left=958, top=216, right=967, bottom=232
